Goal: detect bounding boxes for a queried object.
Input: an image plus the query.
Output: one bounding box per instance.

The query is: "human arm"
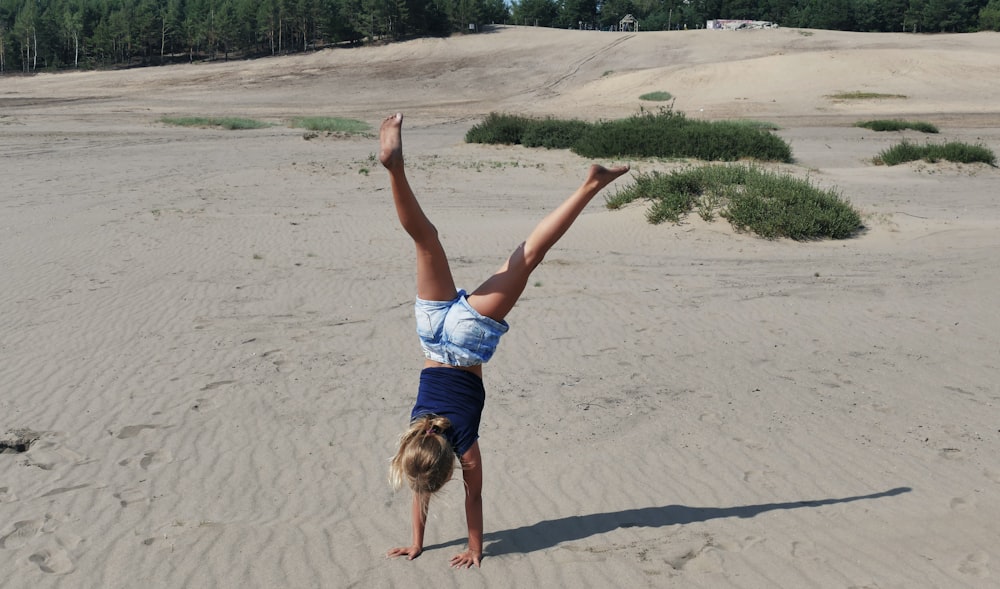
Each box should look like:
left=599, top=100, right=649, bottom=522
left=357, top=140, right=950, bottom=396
left=387, top=492, right=429, bottom=560
left=450, top=441, right=483, bottom=568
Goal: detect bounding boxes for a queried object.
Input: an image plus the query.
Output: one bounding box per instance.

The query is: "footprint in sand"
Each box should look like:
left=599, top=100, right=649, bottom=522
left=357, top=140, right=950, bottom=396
left=958, top=551, right=990, bottom=578
left=192, top=381, right=236, bottom=412
left=118, top=450, right=173, bottom=470
left=791, top=539, right=819, bottom=559
left=139, top=450, right=172, bottom=470
left=116, top=425, right=161, bottom=439
left=711, top=535, right=763, bottom=554
left=199, top=380, right=235, bottom=392
left=0, top=519, right=43, bottom=550
left=664, top=535, right=722, bottom=572
left=665, top=543, right=723, bottom=572
left=0, top=486, right=17, bottom=503
left=939, top=447, right=963, bottom=460
left=22, top=437, right=90, bottom=471
left=113, top=487, right=149, bottom=508
left=190, top=397, right=213, bottom=412
left=682, top=546, right=723, bottom=572
left=262, top=349, right=297, bottom=373
left=949, top=496, right=974, bottom=511
left=28, top=547, right=74, bottom=574
left=734, top=436, right=767, bottom=451
left=40, top=484, right=90, bottom=498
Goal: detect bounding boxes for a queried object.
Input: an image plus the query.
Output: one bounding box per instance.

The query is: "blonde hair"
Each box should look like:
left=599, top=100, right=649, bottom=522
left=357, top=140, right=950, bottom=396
left=389, top=414, right=455, bottom=497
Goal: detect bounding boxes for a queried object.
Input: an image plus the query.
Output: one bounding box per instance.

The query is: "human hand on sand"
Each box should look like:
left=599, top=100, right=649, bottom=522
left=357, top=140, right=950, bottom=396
left=386, top=544, right=422, bottom=561
left=449, top=548, right=481, bottom=569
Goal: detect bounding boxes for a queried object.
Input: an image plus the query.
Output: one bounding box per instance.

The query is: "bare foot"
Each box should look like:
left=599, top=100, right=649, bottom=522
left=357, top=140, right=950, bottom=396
left=379, top=113, right=404, bottom=170
left=587, top=164, right=631, bottom=189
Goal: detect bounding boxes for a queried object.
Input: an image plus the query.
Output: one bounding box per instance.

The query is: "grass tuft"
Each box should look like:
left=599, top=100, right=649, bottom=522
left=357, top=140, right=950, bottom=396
left=723, top=119, right=781, bottom=131
left=607, top=165, right=862, bottom=240
left=855, top=119, right=938, bottom=133
left=160, top=116, right=270, bottom=130
left=875, top=140, right=997, bottom=166
left=290, top=116, right=371, bottom=133
left=827, top=91, right=907, bottom=100
left=639, top=91, right=673, bottom=101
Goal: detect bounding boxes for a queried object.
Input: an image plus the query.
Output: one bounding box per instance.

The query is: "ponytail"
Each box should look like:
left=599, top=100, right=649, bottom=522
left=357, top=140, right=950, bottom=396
left=389, top=414, right=455, bottom=495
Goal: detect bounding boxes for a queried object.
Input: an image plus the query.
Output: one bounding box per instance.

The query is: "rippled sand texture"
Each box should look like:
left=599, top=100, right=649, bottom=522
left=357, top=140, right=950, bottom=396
left=1, top=26, right=998, bottom=588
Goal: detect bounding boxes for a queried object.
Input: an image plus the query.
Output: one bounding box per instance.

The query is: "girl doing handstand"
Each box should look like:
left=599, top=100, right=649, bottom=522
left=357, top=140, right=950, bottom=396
left=381, top=113, right=628, bottom=568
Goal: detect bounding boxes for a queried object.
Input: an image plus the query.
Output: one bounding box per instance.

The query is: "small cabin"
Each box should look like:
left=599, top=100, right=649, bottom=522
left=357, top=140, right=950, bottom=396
left=619, top=14, right=639, bottom=32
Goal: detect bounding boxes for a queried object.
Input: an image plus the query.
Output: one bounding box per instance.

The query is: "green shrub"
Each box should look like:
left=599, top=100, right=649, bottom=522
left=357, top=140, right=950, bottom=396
left=521, top=118, right=591, bottom=149
left=291, top=117, right=370, bottom=133
left=608, top=165, right=861, bottom=240
left=875, top=141, right=922, bottom=165
left=572, top=110, right=792, bottom=162
left=910, top=121, right=939, bottom=133
left=160, top=116, right=270, bottom=130
left=466, top=108, right=793, bottom=163
left=639, top=91, right=673, bottom=101
left=876, top=140, right=997, bottom=166
left=723, top=172, right=862, bottom=240
left=570, top=110, right=687, bottom=159
left=855, top=119, right=939, bottom=133
left=465, top=113, right=534, bottom=145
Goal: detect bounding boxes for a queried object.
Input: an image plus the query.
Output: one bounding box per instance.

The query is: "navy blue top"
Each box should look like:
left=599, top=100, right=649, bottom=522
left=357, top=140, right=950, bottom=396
left=411, top=367, right=486, bottom=456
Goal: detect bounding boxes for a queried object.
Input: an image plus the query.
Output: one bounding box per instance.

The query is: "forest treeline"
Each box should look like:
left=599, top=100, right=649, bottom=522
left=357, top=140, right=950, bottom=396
left=2, top=0, right=999, bottom=73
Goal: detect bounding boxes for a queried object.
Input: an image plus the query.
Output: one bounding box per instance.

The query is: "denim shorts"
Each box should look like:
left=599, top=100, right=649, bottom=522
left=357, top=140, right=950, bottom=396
left=415, top=289, right=509, bottom=367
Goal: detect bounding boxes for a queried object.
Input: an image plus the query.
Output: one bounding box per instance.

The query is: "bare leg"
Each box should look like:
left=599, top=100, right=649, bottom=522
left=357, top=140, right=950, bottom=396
left=380, top=113, right=457, bottom=302
left=466, top=164, right=630, bottom=322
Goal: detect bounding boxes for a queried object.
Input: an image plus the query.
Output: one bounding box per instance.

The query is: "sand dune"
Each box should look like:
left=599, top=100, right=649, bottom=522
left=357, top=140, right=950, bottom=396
left=1, top=26, right=998, bottom=588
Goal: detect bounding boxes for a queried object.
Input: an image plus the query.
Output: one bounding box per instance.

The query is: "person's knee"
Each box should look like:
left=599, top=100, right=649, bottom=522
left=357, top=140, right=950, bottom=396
left=408, top=221, right=439, bottom=242
left=521, top=242, right=545, bottom=270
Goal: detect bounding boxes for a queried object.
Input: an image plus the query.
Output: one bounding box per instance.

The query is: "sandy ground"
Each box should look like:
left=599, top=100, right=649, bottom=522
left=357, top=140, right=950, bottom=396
left=1, top=26, right=998, bottom=588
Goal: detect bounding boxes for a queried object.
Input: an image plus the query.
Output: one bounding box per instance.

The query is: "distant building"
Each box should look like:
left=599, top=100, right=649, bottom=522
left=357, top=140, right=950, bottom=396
left=707, top=20, right=778, bottom=30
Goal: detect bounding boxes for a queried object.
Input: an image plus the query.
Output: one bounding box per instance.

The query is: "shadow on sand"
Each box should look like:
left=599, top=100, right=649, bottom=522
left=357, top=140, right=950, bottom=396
left=423, top=486, right=910, bottom=556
